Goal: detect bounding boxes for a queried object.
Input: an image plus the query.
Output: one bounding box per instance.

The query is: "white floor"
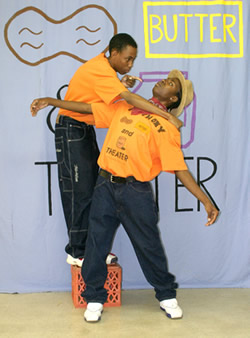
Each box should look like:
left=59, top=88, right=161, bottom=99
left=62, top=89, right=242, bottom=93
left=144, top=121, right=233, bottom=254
left=1, top=288, right=250, bottom=338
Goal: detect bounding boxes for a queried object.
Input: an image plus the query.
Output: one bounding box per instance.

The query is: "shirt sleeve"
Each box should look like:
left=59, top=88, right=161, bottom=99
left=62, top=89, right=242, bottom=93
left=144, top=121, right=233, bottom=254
left=94, top=74, right=129, bottom=105
left=155, top=122, right=187, bottom=173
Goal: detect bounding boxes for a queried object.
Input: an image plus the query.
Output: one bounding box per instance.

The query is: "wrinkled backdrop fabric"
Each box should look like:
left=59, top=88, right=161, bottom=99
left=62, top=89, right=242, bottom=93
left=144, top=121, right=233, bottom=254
left=0, top=0, right=249, bottom=292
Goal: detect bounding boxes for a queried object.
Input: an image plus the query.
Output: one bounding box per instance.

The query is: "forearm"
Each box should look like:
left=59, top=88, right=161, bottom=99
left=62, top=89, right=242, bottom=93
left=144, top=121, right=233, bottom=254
left=175, top=170, right=219, bottom=225
left=175, top=170, right=211, bottom=206
left=45, top=98, right=92, bottom=114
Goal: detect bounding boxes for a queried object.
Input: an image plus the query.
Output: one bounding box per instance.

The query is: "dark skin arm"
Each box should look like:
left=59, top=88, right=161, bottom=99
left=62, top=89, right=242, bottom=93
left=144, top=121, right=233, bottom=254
left=30, top=92, right=183, bottom=130
left=30, top=97, right=92, bottom=116
left=29, top=75, right=139, bottom=115
left=175, top=170, right=219, bottom=226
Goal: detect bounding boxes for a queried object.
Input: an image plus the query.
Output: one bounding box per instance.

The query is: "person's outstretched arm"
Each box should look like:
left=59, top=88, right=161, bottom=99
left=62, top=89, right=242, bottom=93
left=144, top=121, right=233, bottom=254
left=30, top=97, right=92, bottom=116
left=120, top=91, right=183, bottom=130
left=30, top=93, right=183, bottom=130
left=175, top=170, right=219, bottom=226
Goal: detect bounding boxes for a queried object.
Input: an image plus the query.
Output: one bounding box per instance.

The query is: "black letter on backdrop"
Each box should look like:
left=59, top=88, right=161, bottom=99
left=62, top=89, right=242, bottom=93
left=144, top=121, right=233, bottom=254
left=34, top=84, right=68, bottom=215
left=175, top=156, right=219, bottom=212
left=34, top=162, right=58, bottom=216
left=175, top=157, right=194, bottom=212
left=197, top=157, right=219, bottom=211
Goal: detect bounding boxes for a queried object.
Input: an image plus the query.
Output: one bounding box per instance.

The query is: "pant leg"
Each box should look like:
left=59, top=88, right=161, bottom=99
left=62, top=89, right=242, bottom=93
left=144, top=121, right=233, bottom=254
left=55, top=116, right=99, bottom=258
left=118, top=181, right=177, bottom=301
left=81, top=176, right=120, bottom=304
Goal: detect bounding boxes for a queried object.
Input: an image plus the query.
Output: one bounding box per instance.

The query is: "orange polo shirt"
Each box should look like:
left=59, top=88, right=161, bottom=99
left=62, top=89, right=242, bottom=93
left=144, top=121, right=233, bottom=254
left=58, top=53, right=129, bottom=125
left=92, top=99, right=187, bottom=182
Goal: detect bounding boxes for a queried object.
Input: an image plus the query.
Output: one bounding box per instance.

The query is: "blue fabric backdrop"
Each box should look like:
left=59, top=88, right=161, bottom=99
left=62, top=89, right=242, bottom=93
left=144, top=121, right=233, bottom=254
left=0, top=0, right=249, bottom=292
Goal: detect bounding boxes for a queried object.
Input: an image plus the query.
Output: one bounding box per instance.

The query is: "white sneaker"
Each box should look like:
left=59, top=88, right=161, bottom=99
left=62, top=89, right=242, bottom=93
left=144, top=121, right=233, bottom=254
left=160, top=298, right=183, bottom=319
left=84, top=302, right=103, bottom=322
left=66, top=254, right=84, bottom=267
left=106, top=253, right=118, bottom=264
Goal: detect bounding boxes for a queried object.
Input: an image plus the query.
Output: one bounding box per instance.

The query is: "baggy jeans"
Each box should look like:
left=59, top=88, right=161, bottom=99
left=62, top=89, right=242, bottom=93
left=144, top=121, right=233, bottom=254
left=81, top=175, right=177, bottom=303
left=55, top=115, right=99, bottom=258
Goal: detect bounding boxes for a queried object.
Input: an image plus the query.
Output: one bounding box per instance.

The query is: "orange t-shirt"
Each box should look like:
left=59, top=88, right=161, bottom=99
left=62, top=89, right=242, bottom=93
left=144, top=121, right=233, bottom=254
left=58, top=53, right=129, bottom=125
left=92, top=99, right=188, bottom=182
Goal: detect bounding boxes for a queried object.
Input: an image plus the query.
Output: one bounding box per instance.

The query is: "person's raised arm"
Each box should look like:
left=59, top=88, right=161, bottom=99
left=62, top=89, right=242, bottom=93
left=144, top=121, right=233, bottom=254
left=120, top=91, right=183, bottom=130
left=30, top=97, right=92, bottom=117
left=175, top=170, right=219, bottom=226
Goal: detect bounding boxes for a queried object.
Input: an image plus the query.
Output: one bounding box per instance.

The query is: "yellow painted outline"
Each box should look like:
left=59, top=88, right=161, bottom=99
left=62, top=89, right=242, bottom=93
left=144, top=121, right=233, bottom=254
left=143, top=1, right=243, bottom=58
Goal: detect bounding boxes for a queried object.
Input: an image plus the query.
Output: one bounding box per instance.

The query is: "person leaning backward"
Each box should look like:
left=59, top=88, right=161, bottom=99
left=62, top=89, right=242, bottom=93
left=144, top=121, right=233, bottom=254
left=79, top=69, right=219, bottom=322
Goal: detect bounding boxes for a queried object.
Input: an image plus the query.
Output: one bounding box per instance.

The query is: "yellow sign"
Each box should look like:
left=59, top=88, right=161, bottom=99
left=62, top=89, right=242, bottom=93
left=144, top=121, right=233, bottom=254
left=143, top=1, right=243, bottom=58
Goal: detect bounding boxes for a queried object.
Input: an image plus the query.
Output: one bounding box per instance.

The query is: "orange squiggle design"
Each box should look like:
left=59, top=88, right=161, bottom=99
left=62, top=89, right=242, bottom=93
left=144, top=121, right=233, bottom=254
left=20, top=42, right=44, bottom=49
left=75, top=26, right=101, bottom=32
left=19, top=27, right=42, bottom=35
left=76, top=39, right=100, bottom=46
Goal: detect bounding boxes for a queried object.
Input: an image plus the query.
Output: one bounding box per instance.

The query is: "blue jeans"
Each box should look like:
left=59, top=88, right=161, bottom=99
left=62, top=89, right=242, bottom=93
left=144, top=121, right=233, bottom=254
left=55, top=115, right=99, bottom=258
left=81, top=175, right=177, bottom=303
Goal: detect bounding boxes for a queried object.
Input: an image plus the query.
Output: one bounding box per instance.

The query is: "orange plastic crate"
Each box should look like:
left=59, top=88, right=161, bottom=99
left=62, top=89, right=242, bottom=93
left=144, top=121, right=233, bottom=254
left=71, top=263, right=122, bottom=308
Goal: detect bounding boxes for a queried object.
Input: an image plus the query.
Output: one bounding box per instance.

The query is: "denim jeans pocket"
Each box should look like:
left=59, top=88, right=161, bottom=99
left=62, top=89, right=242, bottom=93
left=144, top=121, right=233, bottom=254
left=129, top=181, right=152, bottom=193
left=55, top=136, right=72, bottom=192
left=68, top=122, right=86, bottom=141
left=94, top=176, right=107, bottom=190
left=55, top=136, right=64, bottom=165
left=128, top=181, right=158, bottom=217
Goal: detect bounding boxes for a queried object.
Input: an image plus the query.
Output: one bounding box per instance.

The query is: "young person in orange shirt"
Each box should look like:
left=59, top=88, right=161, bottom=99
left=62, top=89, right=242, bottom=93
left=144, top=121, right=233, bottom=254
left=31, top=34, right=182, bottom=268
left=31, top=70, right=219, bottom=322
